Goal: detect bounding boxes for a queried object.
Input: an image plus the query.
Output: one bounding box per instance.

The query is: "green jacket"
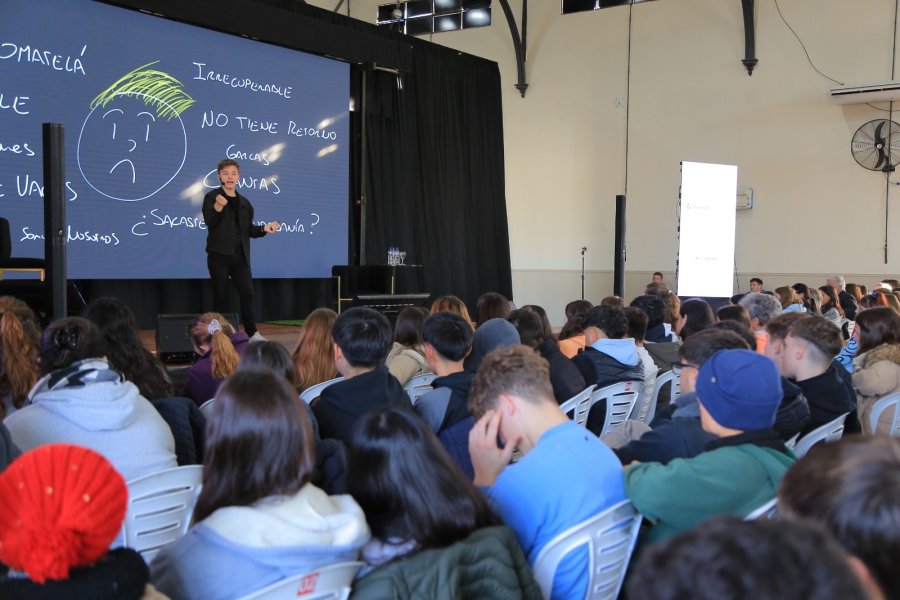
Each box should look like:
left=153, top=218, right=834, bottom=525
left=625, top=438, right=796, bottom=543
left=350, top=526, right=542, bottom=600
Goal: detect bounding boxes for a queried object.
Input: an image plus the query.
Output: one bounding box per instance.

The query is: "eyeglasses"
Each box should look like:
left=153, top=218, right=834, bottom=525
left=671, top=361, right=696, bottom=375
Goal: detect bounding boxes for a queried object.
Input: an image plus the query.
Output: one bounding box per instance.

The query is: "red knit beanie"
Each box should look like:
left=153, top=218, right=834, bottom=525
left=0, top=444, right=127, bottom=583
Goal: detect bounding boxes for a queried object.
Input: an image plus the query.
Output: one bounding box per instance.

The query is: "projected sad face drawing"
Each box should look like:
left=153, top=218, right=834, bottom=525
left=77, top=61, right=195, bottom=202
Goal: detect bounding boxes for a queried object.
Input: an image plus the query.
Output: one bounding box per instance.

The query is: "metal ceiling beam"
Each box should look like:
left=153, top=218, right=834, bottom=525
left=741, top=0, right=758, bottom=75
left=497, top=0, right=528, bottom=97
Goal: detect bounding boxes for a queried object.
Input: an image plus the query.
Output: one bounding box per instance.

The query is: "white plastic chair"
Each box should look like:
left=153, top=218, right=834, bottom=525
left=869, top=391, right=900, bottom=436
left=300, top=377, right=344, bottom=405
left=792, top=413, right=850, bottom=458
left=594, top=381, right=644, bottom=438
left=560, top=385, right=597, bottom=427
left=122, top=465, right=203, bottom=563
left=404, top=372, right=437, bottom=404
left=533, top=501, right=642, bottom=600
left=238, top=561, right=364, bottom=600
left=784, top=432, right=800, bottom=450
left=744, top=497, right=778, bottom=520
left=640, top=369, right=681, bottom=424
left=198, top=398, right=215, bottom=418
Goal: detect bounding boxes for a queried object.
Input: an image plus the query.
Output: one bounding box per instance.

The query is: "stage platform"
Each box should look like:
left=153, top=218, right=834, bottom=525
left=139, top=323, right=302, bottom=359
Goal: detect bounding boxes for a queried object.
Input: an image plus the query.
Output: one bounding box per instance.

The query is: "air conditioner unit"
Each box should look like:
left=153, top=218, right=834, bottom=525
left=829, top=81, right=900, bottom=105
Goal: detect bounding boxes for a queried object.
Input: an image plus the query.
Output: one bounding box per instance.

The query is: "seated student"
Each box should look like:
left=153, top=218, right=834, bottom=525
left=616, top=329, right=748, bottom=466
left=0, top=296, right=42, bottom=419
left=463, top=317, right=520, bottom=374
left=508, top=308, right=586, bottom=404
left=431, top=295, right=476, bottom=330
left=83, top=297, right=174, bottom=401
left=632, top=294, right=678, bottom=346
left=5, top=317, right=177, bottom=482
left=624, top=307, right=659, bottom=421
left=475, top=292, right=512, bottom=328
left=414, top=311, right=477, bottom=477
left=312, top=307, right=408, bottom=446
left=385, top=306, right=429, bottom=386
left=0, top=444, right=155, bottom=598
left=850, top=306, right=900, bottom=434
left=781, top=315, right=861, bottom=435
left=627, top=517, right=867, bottom=600
left=626, top=349, right=795, bottom=543
left=760, top=313, right=813, bottom=440
left=291, top=307, right=339, bottom=394
left=151, top=370, right=369, bottom=600
left=468, top=346, right=626, bottom=600
left=347, top=406, right=539, bottom=600
left=558, top=299, right=592, bottom=358
left=717, top=304, right=752, bottom=330
left=739, top=292, right=783, bottom=353
left=183, top=312, right=247, bottom=405
left=779, top=436, right=900, bottom=600
left=571, top=305, right=643, bottom=436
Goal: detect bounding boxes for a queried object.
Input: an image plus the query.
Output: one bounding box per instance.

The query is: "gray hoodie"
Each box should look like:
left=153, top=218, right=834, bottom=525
left=5, top=359, right=176, bottom=482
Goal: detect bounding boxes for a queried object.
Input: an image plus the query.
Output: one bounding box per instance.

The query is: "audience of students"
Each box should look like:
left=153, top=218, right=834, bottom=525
left=779, top=436, right=900, bottom=600
left=312, top=307, right=408, bottom=446
left=5, top=317, right=177, bottom=482
left=384, top=306, right=429, bottom=386
left=0, top=296, right=41, bottom=419
left=828, top=274, right=859, bottom=320
left=626, top=349, right=795, bottom=543
left=151, top=370, right=369, bottom=600
left=184, top=312, right=247, bottom=405
left=467, top=345, right=626, bottom=600
left=775, top=285, right=806, bottom=313
left=291, top=307, right=339, bottom=393
left=819, top=284, right=846, bottom=328
left=2, top=280, right=899, bottom=598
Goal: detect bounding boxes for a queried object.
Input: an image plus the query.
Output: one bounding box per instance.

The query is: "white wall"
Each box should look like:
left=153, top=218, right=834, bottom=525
left=311, top=0, right=900, bottom=324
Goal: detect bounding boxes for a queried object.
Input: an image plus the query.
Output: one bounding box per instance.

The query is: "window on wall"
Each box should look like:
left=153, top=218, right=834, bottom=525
left=377, top=1, right=491, bottom=35
left=562, top=0, right=656, bottom=15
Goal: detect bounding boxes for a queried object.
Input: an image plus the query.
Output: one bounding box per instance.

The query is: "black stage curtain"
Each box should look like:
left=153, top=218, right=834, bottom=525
left=50, top=1, right=512, bottom=327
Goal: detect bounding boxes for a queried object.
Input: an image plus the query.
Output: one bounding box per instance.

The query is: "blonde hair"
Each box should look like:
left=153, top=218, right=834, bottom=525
left=0, top=297, right=41, bottom=417
left=430, top=295, right=475, bottom=331
left=292, top=308, right=338, bottom=392
left=190, top=312, right=238, bottom=380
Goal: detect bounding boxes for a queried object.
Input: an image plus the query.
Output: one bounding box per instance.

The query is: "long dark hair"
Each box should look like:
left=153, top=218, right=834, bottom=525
left=678, top=298, right=714, bottom=340
left=393, top=306, right=428, bottom=348
left=476, top=292, right=511, bottom=328
left=855, top=307, right=900, bottom=354
left=818, top=285, right=845, bottom=318
left=239, top=341, right=297, bottom=384
left=83, top=297, right=173, bottom=399
left=559, top=299, right=593, bottom=341
left=347, top=407, right=497, bottom=549
left=193, top=369, right=315, bottom=522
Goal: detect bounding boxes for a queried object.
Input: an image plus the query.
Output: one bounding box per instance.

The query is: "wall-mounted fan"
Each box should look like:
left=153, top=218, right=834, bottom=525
left=851, top=119, right=900, bottom=172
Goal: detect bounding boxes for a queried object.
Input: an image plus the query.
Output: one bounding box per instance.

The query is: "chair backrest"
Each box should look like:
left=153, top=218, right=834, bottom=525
left=238, top=561, right=364, bottom=600
left=533, top=501, right=642, bottom=600
left=559, top=385, right=597, bottom=427
left=641, top=369, right=680, bottom=424
left=122, top=465, right=204, bottom=563
left=793, top=412, right=850, bottom=458
left=869, top=391, right=900, bottom=436
left=198, top=398, right=215, bottom=419
left=300, top=377, right=344, bottom=405
left=784, top=432, right=800, bottom=450
left=744, top=497, right=778, bottom=520
left=404, top=372, right=437, bottom=404
left=594, top=381, right=644, bottom=438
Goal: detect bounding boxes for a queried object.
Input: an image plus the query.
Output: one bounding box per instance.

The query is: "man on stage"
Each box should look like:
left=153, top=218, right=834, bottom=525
left=203, top=159, right=279, bottom=339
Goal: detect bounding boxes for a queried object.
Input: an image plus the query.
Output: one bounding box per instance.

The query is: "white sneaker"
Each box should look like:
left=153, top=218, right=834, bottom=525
left=250, top=331, right=267, bottom=342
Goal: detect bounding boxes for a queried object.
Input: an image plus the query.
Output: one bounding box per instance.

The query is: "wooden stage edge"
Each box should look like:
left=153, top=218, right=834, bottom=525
left=138, top=323, right=302, bottom=358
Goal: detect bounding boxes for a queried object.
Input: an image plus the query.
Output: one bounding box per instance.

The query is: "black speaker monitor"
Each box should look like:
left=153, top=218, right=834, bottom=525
left=156, top=313, right=239, bottom=364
